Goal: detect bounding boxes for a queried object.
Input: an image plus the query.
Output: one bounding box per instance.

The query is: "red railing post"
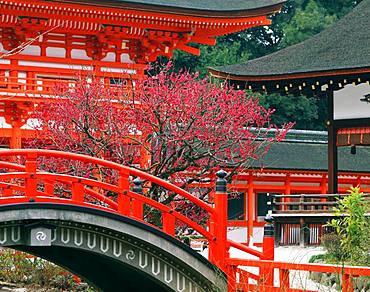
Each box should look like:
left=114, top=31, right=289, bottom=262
left=279, top=269, right=290, bottom=290
left=163, top=211, right=175, bottom=236
left=72, top=179, right=84, bottom=202
left=131, top=177, right=144, bottom=219
left=44, top=181, right=54, bottom=196
left=210, top=169, right=228, bottom=271
left=118, top=169, right=130, bottom=215
left=227, top=265, right=237, bottom=292
left=208, top=201, right=217, bottom=264
left=25, top=153, right=37, bottom=198
left=342, top=273, right=354, bottom=292
left=263, top=214, right=275, bottom=260
left=4, top=185, right=12, bottom=197
left=262, top=214, right=275, bottom=286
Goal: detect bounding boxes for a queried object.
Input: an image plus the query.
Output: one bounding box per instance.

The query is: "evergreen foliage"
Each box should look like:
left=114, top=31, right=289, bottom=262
left=162, top=0, right=361, bottom=130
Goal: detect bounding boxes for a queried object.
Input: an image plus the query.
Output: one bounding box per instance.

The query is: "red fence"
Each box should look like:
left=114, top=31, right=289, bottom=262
left=227, top=259, right=370, bottom=292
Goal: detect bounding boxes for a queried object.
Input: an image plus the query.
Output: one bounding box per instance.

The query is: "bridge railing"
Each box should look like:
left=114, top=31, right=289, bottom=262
left=0, top=149, right=217, bottom=250
left=226, top=258, right=370, bottom=292
left=0, top=149, right=283, bottom=275
left=0, top=149, right=271, bottom=273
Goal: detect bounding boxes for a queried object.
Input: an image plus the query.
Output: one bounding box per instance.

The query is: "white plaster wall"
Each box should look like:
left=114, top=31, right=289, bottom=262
left=19, top=60, right=92, bottom=71
left=20, top=45, right=41, bottom=56
left=21, top=118, right=41, bottom=130
left=0, top=117, right=11, bottom=128
left=334, top=82, right=370, bottom=120
left=227, top=227, right=247, bottom=242
left=101, top=52, right=115, bottom=62
left=227, top=226, right=264, bottom=243
left=252, top=227, right=264, bottom=243
left=46, top=47, right=66, bottom=58
left=0, top=59, right=10, bottom=65
left=121, top=53, right=133, bottom=63
left=71, top=49, right=91, bottom=60
left=0, top=42, right=6, bottom=53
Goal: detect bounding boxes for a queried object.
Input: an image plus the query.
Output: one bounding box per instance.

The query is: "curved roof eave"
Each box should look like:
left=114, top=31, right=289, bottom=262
left=209, top=66, right=370, bottom=82
left=210, top=0, right=370, bottom=80
left=54, top=0, right=286, bottom=17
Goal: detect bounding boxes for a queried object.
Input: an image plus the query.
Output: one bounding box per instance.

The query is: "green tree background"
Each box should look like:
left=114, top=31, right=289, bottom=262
left=161, top=0, right=362, bottom=130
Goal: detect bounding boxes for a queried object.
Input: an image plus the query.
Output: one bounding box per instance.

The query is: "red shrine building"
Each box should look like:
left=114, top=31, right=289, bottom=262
left=0, top=0, right=285, bottom=148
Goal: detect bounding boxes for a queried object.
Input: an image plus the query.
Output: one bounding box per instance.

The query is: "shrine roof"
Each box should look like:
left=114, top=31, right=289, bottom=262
left=255, top=130, right=370, bottom=173
left=210, top=0, right=370, bottom=81
left=59, top=0, right=285, bottom=17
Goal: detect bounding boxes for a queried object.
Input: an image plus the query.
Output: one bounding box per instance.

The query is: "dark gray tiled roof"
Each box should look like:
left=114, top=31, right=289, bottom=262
left=211, top=0, right=370, bottom=79
left=256, top=130, right=370, bottom=172
left=65, top=0, right=285, bottom=12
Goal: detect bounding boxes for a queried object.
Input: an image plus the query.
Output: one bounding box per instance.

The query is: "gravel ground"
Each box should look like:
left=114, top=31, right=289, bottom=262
left=201, top=245, right=336, bottom=291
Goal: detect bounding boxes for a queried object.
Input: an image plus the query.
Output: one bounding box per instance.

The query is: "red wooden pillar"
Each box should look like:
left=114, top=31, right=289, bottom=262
left=262, top=214, right=275, bottom=286
left=10, top=122, right=22, bottom=149
left=139, top=142, right=151, bottom=169
left=355, top=175, right=361, bottom=188
left=247, top=174, right=254, bottom=244
left=9, top=59, right=18, bottom=89
left=283, top=174, right=291, bottom=211
left=320, top=174, right=327, bottom=210
left=212, top=169, right=228, bottom=271
left=327, top=90, right=338, bottom=194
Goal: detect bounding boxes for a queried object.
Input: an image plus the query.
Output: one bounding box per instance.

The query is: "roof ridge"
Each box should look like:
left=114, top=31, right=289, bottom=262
left=211, top=0, right=370, bottom=79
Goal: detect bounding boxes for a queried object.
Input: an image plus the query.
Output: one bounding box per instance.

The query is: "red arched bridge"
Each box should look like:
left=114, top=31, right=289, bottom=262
left=0, top=149, right=368, bottom=291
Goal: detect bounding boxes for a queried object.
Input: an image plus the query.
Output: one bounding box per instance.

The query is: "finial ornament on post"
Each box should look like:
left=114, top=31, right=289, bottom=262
left=132, top=177, right=143, bottom=194
left=132, top=177, right=144, bottom=219
left=216, top=169, right=227, bottom=193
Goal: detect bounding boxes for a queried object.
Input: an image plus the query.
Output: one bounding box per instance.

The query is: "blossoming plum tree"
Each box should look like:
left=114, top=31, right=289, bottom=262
left=32, top=65, right=292, bottom=225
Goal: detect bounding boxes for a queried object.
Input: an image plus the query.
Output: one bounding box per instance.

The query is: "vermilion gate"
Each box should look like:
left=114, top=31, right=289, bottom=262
left=0, top=149, right=368, bottom=291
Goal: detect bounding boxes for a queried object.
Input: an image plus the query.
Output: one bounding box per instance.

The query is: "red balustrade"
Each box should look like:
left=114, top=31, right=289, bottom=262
left=0, top=149, right=239, bottom=271
left=226, top=258, right=370, bottom=292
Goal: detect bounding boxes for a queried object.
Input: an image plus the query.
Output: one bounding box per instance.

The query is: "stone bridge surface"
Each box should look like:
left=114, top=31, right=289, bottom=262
left=0, top=203, right=225, bottom=292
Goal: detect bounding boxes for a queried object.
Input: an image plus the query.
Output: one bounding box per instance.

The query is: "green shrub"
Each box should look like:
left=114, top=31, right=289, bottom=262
left=308, top=253, right=325, bottom=263
left=326, top=187, right=370, bottom=266
left=320, top=233, right=345, bottom=263
left=0, top=248, right=94, bottom=291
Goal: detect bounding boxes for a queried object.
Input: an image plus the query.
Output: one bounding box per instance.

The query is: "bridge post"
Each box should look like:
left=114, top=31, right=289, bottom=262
left=132, top=177, right=144, bottom=220
left=25, top=152, right=37, bottom=198
left=262, top=213, right=275, bottom=260
left=118, top=169, right=130, bottom=215
left=261, top=213, right=275, bottom=286
left=209, top=169, right=228, bottom=271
